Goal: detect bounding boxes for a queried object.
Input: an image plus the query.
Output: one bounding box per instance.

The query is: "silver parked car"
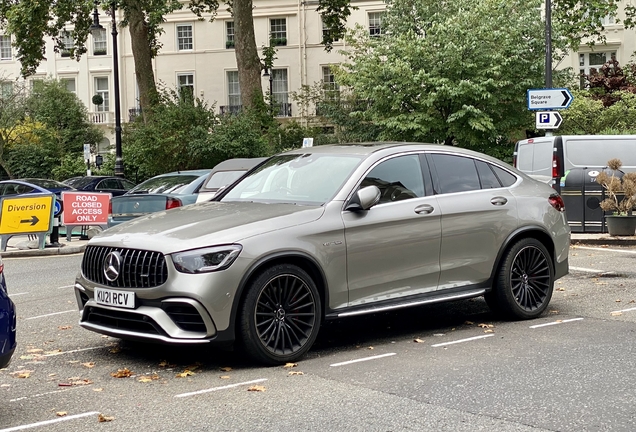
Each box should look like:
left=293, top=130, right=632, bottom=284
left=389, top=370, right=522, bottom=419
left=75, top=143, right=570, bottom=364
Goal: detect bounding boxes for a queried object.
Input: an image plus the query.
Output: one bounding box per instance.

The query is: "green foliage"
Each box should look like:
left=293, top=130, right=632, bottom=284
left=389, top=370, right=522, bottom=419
left=210, top=111, right=270, bottom=161
left=51, top=154, right=89, bottom=181
left=6, top=142, right=56, bottom=179
left=337, top=0, right=547, bottom=150
left=560, top=90, right=636, bottom=135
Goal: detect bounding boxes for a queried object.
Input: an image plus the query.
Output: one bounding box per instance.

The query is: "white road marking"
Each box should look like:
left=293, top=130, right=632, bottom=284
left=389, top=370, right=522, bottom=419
left=330, top=352, right=397, bottom=367
left=9, top=386, right=86, bottom=402
left=57, top=285, right=74, bottom=289
left=570, top=266, right=605, bottom=273
left=610, top=306, right=636, bottom=314
left=575, top=246, right=636, bottom=255
left=9, top=292, right=29, bottom=297
left=0, top=411, right=99, bottom=432
left=25, top=310, right=76, bottom=320
left=43, top=346, right=106, bottom=357
left=529, top=318, right=584, bottom=329
left=431, top=334, right=494, bottom=347
left=175, top=378, right=268, bottom=398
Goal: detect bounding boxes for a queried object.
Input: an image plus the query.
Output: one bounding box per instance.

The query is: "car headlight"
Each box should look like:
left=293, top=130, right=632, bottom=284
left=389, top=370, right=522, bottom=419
left=171, top=245, right=242, bottom=274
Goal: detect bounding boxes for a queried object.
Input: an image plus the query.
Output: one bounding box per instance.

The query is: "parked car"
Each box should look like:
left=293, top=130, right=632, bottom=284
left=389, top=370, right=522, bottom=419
left=108, top=169, right=211, bottom=227
left=195, top=157, right=267, bottom=203
left=0, top=178, right=75, bottom=199
left=0, top=255, right=16, bottom=369
left=75, top=143, right=570, bottom=365
left=63, top=176, right=136, bottom=197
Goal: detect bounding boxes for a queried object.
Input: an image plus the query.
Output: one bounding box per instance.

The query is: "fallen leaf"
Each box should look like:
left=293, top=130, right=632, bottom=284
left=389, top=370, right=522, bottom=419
left=483, top=329, right=494, bottom=333
left=48, top=373, right=57, bottom=377
left=138, top=374, right=159, bottom=383
left=56, top=412, right=67, bottom=417
left=12, top=370, right=33, bottom=378
left=26, top=349, right=43, bottom=354
left=159, top=360, right=176, bottom=368
left=616, top=299, right=622, bottom=303
left=611, top=311, right=623, bottom=316
left=368, top=346, right=374, bottom=350
left=549, top=310, right=559, bottom=314
left=1, top=384, right=10, bottom=387
left=247, top=385, right=266, bottom=392
left=109, top=347, right=121, bottom=354
left=595, top=282, right=609, bottom=285
left=44, top=349, right=62, bottom=355
left=464, top=321, right=474, bottom=325
left=478, top=323, right=494, bottom=329
left=175, top=370, right=195, bottom=378
left=110, top=368, right=132, bottom=378
left=93, top=388, right=103, bottom=392
left=556, top=320, right=563, bottom=323
left=629, top=300, right=635, bottom=304
left=81, top=362, right=95, bottom=369
left=556, top=287, right=565, bottom=291
left=219, top=366, right=232, bottom=372
left=413, top=338, right=425, bottom=343
left=220, top=376, right=231, bottom=380
left=97, top=413, right=115, bottom=422
left=58, top=325, right=72, bottom=330
left=283, top=363, right=297, bottom=368
left=288, top=371, right=304, bottom=376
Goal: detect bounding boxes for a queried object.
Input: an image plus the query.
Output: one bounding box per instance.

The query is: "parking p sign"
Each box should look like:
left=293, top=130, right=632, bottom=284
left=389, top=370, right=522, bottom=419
left=535, top=111, right=563, bottom=130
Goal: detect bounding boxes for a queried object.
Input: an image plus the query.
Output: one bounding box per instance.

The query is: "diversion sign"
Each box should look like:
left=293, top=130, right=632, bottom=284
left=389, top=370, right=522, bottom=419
left=0, top=194, right=54, bottom=235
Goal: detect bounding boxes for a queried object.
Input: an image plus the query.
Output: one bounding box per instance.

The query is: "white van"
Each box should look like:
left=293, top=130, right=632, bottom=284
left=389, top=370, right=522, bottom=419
left=513, top=135, right=636, bottom=190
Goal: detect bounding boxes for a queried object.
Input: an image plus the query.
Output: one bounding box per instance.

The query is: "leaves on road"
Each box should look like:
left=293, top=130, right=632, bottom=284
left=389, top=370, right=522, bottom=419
left=12, top=370, right=33, bottom=378
left=159, top=360, right=176, bottom=368
left=288, top=371, right=304, bottom=376
left=247, top=385, right=266, bottom=392
left=81, top=362, right=95, bottom=369
left=283, top=363, right=297, bottom=368
left=219, top=366, right=232, bottom=372
left=220, top=375, right=231, bottom=379
left=413, top=338, right=425, bottom=343
left=175, top=370, right=195, bottom=378
left=56, top=411, right=67, bottom=417
left=98, top=413, right=115, bottom=422
left=611, top=311, right=623, bottom=316
left=58, top=326, right=72, bottom=330
left=111, top=368, right=133, bottom=378
left=138, top=374, right=160, bottom=383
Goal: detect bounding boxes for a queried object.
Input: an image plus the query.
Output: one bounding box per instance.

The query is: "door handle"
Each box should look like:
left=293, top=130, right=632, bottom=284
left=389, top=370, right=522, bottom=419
left=490, top=197, right=508, bottom=206
left=414, top=204, right=434, bottom=214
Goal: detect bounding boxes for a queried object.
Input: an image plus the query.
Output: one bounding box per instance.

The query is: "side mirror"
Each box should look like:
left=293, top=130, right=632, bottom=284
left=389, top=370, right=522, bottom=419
left=345, top=185, right=381, bottom=211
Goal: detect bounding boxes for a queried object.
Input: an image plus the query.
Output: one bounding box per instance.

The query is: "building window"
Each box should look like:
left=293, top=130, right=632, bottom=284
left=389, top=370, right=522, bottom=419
left=177, top=73, right=194, bottom=99
left=226, top=21, right=235, bottom=49
left=368, top=12, right=384, bottom=36
left=0, top=35, right=11, bottom=61
left=1, top=81, right=13, bottom=98
left=600, top=15, right=615, bottom=26
left=95, top=77, right=110, bottom=112
left=177, top=24, right=193, bottom=51
left=270, top=18, right=287, bottom=46
left=227, top=71, right=241, bottom=106
left=321, top=20, right=339, bottom=43
left=61, top=78, right=76, bottom=93
left=93, top=28, right=107, bottom=55
left=272, top=69, right=289, bottom=116
left=579, top=51, right=616, bottom=88
left=322, top=66, right=339, bottom=101
left=60, top=32, right=74, bottom=57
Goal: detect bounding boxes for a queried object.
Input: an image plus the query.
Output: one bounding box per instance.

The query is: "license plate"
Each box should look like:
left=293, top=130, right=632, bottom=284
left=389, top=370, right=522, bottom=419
left=95, top=288, right=135, bottom=309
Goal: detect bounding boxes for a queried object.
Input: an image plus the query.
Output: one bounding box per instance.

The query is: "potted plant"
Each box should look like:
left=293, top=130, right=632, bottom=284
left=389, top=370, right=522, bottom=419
left=596, top=158, right=636, bottom=236
left=226, top=40, right=235, bottom=49
left=92, top=94, right=104, bottom=106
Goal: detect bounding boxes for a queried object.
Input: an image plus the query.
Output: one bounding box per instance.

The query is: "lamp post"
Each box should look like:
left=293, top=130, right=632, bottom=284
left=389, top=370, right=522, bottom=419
left=262, top=67, right=274, bottom=116
left=90, top=1, right=124, bottom=178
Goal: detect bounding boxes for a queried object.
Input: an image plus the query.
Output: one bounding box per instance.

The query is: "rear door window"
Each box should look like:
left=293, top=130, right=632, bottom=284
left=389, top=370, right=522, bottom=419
left=476, top=160, right=502, bottom=189
left=361, top=155, right=425, bottom=204
left=430, top=154, right=481, bottom=194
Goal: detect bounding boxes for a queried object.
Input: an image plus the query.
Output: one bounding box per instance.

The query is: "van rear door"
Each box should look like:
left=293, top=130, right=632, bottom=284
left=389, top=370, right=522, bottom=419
left=514, top=137, right=556, bottom=185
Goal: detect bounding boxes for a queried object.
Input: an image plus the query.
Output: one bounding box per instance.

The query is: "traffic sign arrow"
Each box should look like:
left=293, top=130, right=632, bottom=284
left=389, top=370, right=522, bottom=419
left=20, top=215, right=40, bottom=226
left=527, top=88, right=574, bottom=110
left=535, top=111, right=563, bottom=129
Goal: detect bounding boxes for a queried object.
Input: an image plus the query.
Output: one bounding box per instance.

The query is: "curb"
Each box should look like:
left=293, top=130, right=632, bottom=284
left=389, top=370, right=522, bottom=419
left=571, top=238, right=636, bottom=246
left=0, top=244, right=87, bottom=258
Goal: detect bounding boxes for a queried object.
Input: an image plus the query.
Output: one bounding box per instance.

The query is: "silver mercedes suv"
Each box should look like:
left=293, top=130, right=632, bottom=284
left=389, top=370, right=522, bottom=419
left=75, top=143, right=570, bottom=364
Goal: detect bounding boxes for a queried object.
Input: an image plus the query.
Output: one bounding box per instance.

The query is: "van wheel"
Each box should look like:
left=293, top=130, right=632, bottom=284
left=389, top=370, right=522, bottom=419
left=238, top=264, right=321, bottom=365
left=488, top=238, right=554, bottom=319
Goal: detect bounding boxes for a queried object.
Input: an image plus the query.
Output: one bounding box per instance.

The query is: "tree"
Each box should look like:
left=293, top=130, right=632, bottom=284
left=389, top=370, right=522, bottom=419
left=0, top=80, right=29, bottom=177
left=335, top=0, right=551, bottom=148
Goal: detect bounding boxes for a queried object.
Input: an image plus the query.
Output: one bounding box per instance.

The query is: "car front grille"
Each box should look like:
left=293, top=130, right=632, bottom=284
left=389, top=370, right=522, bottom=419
left=163, top=303, right=207, bottom=333
left=85, top=307, right=165, bottom=336
left=82, top=246, right=168, bottom=288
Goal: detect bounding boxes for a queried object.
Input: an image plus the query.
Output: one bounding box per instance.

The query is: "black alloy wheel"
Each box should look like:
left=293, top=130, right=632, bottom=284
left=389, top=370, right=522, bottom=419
left=239, top=264, right=321, bottom=365
left=487, top=238, right=554, bottom=320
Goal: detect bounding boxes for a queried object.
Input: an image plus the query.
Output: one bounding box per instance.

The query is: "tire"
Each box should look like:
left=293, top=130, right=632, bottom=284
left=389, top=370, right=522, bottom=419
left=238, top=264, right=322, bottom=365
left=488, top=238, right=554, bottom=320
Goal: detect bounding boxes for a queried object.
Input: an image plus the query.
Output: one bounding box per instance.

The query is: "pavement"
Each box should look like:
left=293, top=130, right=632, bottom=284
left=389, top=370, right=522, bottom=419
left=0, top=231, right=634, bottom=258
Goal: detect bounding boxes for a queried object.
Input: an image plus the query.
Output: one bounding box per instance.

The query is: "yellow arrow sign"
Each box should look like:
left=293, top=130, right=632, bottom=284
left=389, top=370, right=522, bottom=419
left=0, top=195, right=54, bottom=234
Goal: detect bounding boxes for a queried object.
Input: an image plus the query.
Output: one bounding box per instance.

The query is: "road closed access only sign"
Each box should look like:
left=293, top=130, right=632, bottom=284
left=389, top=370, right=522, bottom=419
left=0, top=195, right=54, bottom=235
left=62, top=191, right=111, bottom=225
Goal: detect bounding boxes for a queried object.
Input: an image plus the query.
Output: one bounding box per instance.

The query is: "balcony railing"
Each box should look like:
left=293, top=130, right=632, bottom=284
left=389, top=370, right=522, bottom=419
left=220, top=103, right=292, bottom=117
left=89, top=111, right=112, bottom=124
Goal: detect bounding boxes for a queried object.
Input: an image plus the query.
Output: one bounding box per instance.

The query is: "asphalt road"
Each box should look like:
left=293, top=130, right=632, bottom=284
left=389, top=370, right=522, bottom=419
left=1, top=244, right=636, bottom=431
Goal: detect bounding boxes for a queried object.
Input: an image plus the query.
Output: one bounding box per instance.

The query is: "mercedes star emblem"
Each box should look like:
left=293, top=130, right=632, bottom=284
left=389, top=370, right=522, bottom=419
left=103, top=251, right=122, bottom=282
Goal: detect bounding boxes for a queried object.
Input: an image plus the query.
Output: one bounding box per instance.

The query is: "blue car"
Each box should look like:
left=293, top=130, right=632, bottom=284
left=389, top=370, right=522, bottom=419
left=0, top=256, right=16, bottom=369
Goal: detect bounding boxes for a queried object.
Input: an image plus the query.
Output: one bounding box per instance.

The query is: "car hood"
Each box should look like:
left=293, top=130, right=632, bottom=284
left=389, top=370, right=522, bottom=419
left=91, top=201, right=325, bottom=254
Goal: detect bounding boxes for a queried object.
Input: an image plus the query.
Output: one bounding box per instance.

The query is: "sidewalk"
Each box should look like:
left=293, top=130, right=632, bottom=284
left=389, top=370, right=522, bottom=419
left=0, top=231, right=634, bottom=259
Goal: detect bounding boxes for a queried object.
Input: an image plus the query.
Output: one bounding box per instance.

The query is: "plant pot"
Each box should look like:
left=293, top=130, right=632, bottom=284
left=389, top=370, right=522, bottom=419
left=605, top=215, right=636, bottom=236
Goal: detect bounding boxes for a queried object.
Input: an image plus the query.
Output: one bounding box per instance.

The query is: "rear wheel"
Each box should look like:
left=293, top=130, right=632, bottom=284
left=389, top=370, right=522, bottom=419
left=487, top=238, right=554, bottom=319
left=238, top=264, right=321, bottom=365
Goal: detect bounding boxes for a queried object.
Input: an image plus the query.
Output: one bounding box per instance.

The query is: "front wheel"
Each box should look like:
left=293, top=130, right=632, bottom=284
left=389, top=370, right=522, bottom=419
left=487, top=238, right=554, bottom=320
left=238, top=264, right=322, bottom=365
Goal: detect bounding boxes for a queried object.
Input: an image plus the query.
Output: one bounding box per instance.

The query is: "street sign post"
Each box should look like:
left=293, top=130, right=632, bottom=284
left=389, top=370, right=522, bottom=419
left=0, top=194, right=55, bottom=251
left=527, top=88, right=573, bottom=110
left=535, top=111, right=563, bottom=129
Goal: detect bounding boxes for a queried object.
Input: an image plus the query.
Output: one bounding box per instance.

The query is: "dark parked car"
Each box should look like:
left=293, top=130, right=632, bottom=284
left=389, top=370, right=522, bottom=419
left=63, top=176, right=136, bottom=197
left=108, top=169, right=211, bottom=227
left=0, top=255, right=16, bottom=368
left=196, top=158, right=267, bottom=203
left=75, top=143, right=570, bottom=365
left=0, top=178, right=75, bottom=199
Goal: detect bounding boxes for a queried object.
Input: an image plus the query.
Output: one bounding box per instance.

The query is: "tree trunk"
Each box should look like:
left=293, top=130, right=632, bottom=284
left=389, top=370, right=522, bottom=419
left=126, top=1, right=159, bottom=122
left=233, top=0, right=265, bottom=111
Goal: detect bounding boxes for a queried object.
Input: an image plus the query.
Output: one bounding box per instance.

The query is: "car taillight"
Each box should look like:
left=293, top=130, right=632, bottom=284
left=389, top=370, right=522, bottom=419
left=512, top=153, right=517, bottom=168
left=108, top=199, right=112, bottom=215
left=166, top=197, right=182, bottom=210
left=549, top=194, right=565, bottom=212
left=552, top=154, right=560, bottom=179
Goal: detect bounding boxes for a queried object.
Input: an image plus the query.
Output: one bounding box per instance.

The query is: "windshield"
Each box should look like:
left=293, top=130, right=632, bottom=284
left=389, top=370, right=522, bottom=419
left=203, top=170, right=246, bottom=191
left=23, top=178, right=73, bottom=190
left=127, top=175, right=200, bottom=195
left=64, top=177, right=95, bottom=188
left=221, top=153, right=363, bottom=205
